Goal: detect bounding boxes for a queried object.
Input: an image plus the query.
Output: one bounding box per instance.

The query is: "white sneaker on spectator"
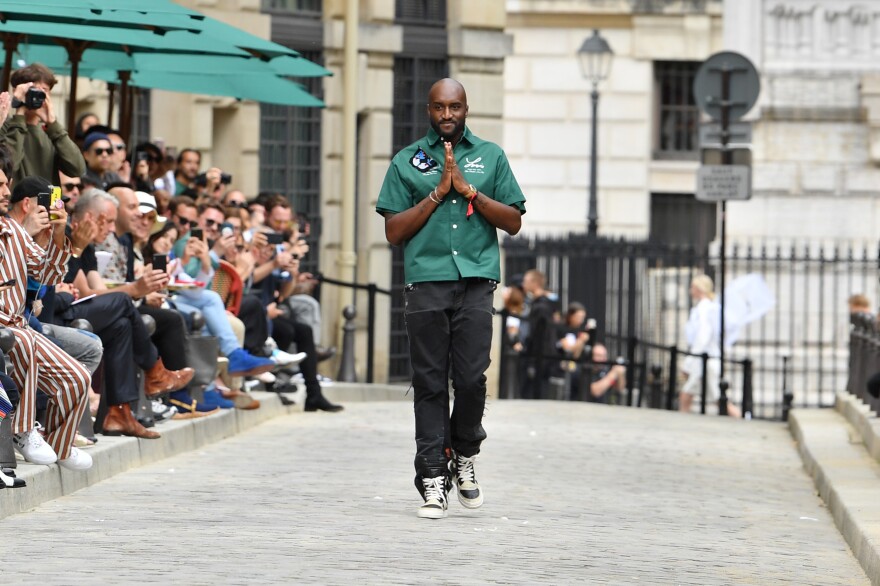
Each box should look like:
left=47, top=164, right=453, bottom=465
left=264, top=337, right=279, bottom=352
left=257, top=371, right=276, bottom=384
left=290, top=372, right=334, bottom=386
left=13, top=424, right=57, bottom=465
left=151, top=400, right=177, bottom=423
left=243, top=379, right=261, bottom=391
left=271, top=349, right=307, bottom=366
left=59, top=447, right=93, bottom=471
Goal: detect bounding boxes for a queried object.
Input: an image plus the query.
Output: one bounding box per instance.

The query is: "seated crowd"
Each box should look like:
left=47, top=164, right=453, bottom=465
left=0, top=62, right=340, bottom=486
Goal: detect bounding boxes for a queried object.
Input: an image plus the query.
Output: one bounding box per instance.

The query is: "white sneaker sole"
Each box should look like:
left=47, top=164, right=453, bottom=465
left=14, top=446, right=57, bottom=466
left=417, top=506, right=448, bottom=519
left=456, top=484, right=484, bottom=509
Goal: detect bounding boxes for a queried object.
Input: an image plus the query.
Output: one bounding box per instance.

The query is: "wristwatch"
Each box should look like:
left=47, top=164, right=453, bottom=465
left=466, top=184, right=478, bottom=199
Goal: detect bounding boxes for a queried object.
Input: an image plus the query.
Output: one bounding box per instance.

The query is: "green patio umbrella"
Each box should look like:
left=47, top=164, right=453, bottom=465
left=17, top=46, right=331, bottom=80
left=0, top=19, right=251, bottom=135
left=0, top=2, right=205, bottom=32
left=1, top=0, right=329, bottom=138
left=90, top=69, right=325, bottom=108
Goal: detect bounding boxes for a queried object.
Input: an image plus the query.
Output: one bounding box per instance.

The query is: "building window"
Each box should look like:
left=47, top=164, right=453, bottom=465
left=654, top=61, right=701, bottom=160
left=259, top=50, right=324, bottom=272
left=649, top=192, right=716, bottom=254
left=261, top=0, right=322, bottom=15
left=395, top=0, right=446, bottom=25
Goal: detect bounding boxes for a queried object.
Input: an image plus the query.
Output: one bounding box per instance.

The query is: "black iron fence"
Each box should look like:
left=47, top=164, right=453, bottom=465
left=503, top=234, right=879, bottom=419
left=497, top=311, right=755, bottom=417
left=315, top=274, right=391, bottom=383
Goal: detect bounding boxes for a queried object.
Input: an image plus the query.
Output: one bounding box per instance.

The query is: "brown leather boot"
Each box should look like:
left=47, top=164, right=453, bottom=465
left=101, top=404, right=161, bottom=439
left=168, top=367, right=195, bottom=391
left=144, top=358, right=195, bottom=398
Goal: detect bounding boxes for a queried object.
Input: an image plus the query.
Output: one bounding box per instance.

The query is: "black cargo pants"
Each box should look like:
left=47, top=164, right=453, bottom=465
left=404, top=278, right=495, bottom=479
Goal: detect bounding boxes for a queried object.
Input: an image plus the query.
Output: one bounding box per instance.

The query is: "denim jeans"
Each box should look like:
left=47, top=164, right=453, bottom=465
left=286, top=294, right=322, bottom=346
left=171, top=289, right=239, bottom=356
left=42, top=324, right=103, bottom=375
left=404, top=278, right=495, bottom=477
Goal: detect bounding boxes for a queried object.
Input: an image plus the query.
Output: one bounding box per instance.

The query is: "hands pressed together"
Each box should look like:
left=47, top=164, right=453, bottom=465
left=433, top=141, right=473, bottom=202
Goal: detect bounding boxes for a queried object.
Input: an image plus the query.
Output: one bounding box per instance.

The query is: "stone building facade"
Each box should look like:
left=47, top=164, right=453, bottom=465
left=725, top=0, right=880, bottom=244
left=65, top=0, right=879, bottom=387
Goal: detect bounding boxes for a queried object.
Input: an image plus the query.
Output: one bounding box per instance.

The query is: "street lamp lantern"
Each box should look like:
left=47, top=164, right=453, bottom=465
left=577, top=29, right=614, bottom=237
left=577, top=29, right=614, bottom=86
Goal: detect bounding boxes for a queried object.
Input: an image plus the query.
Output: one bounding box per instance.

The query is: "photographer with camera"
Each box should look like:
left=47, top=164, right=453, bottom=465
left=0, top=63, right=86, bottom=185
left=194, top=167, right=232, bottom=202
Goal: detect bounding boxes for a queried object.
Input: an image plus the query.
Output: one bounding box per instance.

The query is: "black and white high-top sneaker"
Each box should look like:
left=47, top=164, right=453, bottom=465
left=417, top=475, right=449, bottom=519
left=451, top=452, right=483, bottom=508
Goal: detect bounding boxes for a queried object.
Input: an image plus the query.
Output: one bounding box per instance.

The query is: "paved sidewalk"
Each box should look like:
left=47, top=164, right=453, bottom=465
left=4, top=401, right=867, bottom=585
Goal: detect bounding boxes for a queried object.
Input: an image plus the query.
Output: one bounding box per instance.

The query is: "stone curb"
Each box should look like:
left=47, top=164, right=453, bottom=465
left=835, top=391, right=880, bottom=464
left=789, top=407, right=880, bottom=585
left=0, top=382, right=411, bottom=521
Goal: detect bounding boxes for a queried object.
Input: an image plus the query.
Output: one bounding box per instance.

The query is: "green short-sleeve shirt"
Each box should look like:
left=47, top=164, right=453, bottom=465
left=376, top=126, right=526, bottom=284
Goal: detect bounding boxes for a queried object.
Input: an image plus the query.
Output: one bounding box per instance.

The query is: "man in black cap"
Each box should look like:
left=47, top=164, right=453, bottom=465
left=81, top=132, right=122, bottom=190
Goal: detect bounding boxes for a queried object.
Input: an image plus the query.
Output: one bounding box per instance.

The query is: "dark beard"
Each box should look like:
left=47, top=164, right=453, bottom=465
left=430, top=119, right=464, bottom=143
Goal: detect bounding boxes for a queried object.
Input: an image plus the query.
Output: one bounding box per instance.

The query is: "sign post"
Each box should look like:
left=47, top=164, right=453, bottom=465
left=693, top=51, right=760, bottom=416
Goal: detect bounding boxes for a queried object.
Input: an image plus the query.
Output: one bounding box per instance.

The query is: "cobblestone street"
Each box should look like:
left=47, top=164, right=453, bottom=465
left=3, top=401, right=867, bottom=585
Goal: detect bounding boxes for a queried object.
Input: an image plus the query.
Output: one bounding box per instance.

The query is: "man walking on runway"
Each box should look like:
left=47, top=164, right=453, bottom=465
left=376, top=78, right=526, bottom=518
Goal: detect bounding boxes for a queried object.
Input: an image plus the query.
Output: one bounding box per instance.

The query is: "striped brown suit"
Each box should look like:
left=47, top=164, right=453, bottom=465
left=0, top=218, right=89, bottom=460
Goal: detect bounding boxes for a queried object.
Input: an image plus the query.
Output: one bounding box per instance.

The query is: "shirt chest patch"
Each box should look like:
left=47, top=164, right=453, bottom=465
left=410, top=147, right=438, bottom=173
left=463, top=156, right=485, bottom=174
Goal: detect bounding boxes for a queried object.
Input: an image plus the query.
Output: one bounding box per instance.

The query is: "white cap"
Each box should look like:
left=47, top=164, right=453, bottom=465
left=135, top=191, right=166, bottom=233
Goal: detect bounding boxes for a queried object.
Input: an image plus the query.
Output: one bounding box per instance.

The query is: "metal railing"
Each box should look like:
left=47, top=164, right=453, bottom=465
left=497, top=310, right=755, bottom=417
left=504, top=234, right=878, bottom=419
left=315, top=274, right=390, bottom=383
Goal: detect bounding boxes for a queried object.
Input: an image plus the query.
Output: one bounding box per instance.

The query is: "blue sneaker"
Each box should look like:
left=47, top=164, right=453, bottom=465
left=227, top=349, right=275, bottom=377
left=202, top=389, right=235, bottom=410
left=166, top=390, right=219, bottom=419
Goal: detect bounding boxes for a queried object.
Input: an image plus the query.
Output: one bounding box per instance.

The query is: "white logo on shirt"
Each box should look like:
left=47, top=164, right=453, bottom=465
left=464, top=156, right=485, bottom=174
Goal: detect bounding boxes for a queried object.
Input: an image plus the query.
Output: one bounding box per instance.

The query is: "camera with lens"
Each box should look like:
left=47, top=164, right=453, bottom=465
left=25, top=88, right=46, bottom=109
left=12, top=87, right=46, bottom=110
left=194, top=172, right=233, bottom=187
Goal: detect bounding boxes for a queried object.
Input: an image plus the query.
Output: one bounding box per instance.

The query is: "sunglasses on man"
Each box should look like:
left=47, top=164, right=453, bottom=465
left=91, top=147, right=112, bottom=156
left=175, top=216, right=196, bottom=228
left=63, top=182, right=82, bottom=191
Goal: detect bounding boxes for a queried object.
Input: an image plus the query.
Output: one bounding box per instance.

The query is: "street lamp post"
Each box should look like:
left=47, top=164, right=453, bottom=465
left=577, top=29, right=614, bottom=238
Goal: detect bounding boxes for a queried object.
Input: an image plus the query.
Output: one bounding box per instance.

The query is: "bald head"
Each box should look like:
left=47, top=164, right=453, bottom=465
left=427, top=78, right=468, bottom=142
left=427, top=78, right=467, bottom=104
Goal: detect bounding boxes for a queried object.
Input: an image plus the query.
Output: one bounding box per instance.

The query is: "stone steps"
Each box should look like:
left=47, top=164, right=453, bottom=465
left=789, top=401, right=880, bottom=585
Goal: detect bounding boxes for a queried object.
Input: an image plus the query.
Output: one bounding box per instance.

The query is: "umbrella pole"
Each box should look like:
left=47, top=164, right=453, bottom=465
left=61, top=41, right=88, bottom=139
left=107, top=83, right=116, bottom=127
left=118, top=71, right=131, bottom=145
left=2, top=34, right=21, bottom=91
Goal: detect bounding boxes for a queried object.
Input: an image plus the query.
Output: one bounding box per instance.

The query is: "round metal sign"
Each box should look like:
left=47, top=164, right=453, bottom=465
left=693, top=51, right=760, bottom=121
